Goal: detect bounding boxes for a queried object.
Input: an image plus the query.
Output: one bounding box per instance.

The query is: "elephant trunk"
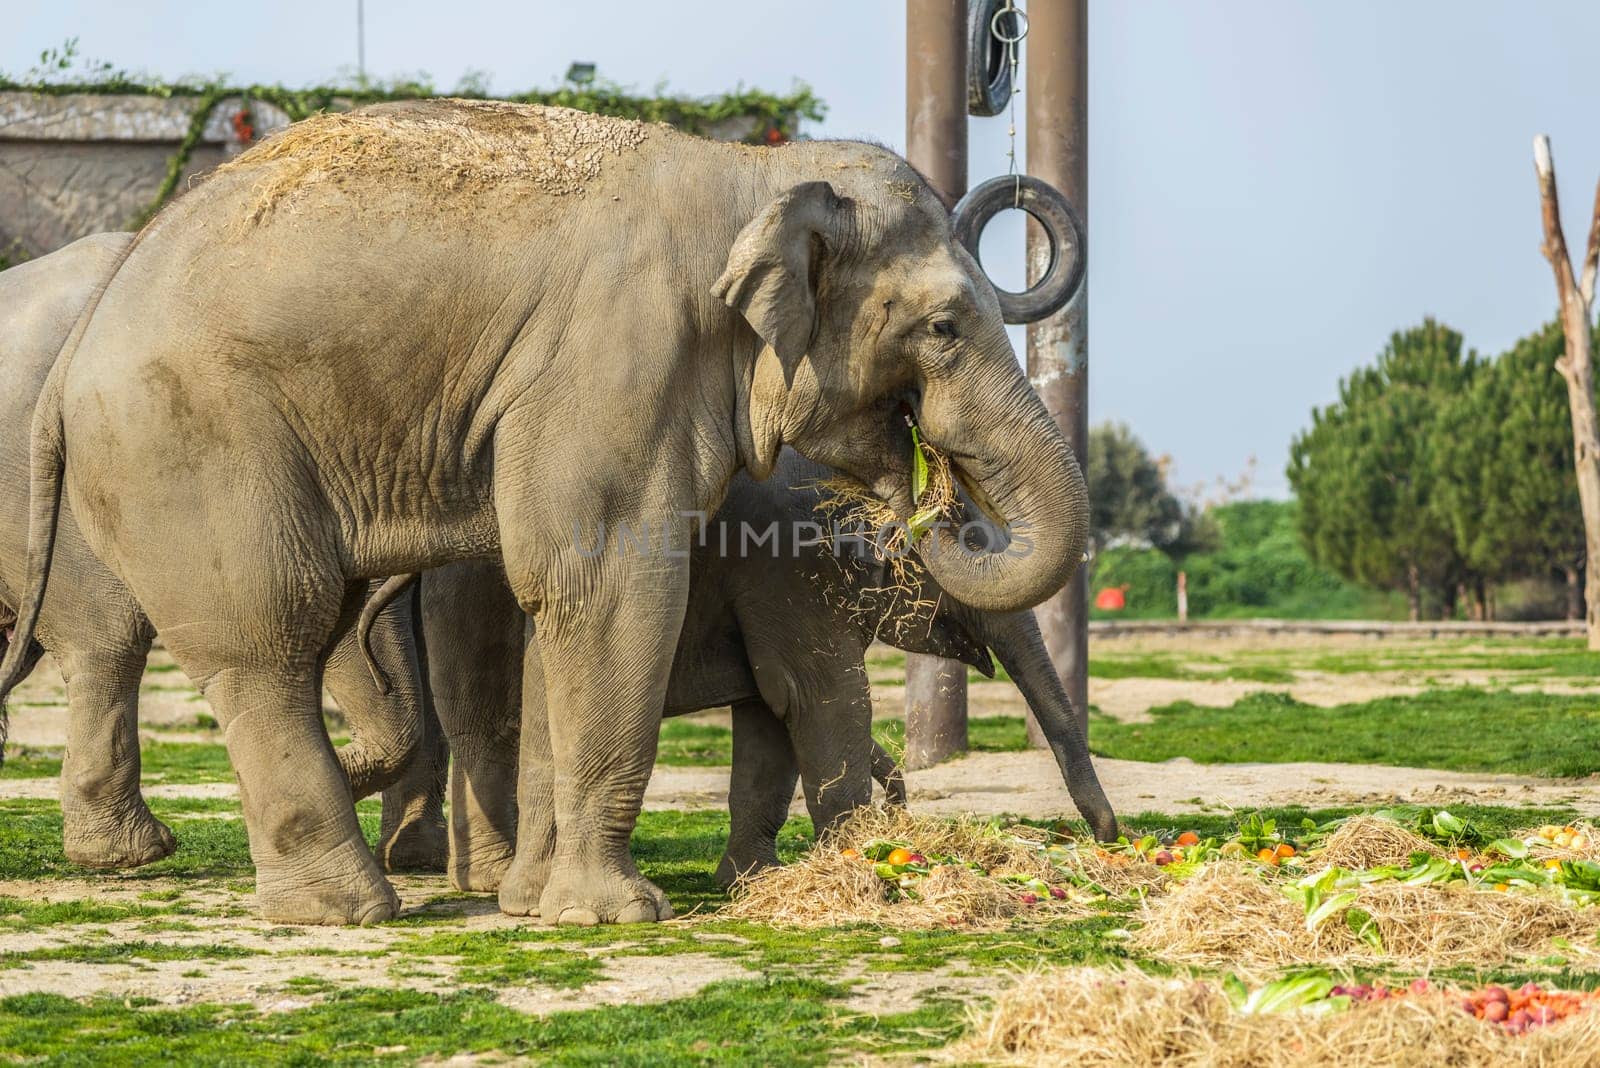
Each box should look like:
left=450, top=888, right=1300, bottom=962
left=919, top=374, right=1089, bottom=613
left=967, top=607, right=1118, bottom=841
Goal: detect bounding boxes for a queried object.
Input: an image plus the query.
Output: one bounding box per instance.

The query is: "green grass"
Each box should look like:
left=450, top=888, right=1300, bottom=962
left=0, top=742, right=234, bottom=783
left=1092, top=688, right=1600, bottom=776
left=658, top=716, right=1034, bottom=769
left=0, top=977, right=964, bottom=1067
left=1086, top=652, right=1295, bottom=683
left=871, top=715, right=1031, bottom=755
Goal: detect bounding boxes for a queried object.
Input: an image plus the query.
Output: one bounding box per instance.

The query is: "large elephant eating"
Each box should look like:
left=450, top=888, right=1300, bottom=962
left=0, top=100, right=1090, bottom=925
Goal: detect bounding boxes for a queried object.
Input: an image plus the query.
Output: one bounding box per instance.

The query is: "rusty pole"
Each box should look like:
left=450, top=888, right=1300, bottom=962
left=1025, top=0, right=1090, bottom=745
left=904, top=0, right=969, bottom=769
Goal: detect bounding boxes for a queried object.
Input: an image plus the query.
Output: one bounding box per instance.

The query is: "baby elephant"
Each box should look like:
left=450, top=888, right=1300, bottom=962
left=0, top=234, right=439, bottom=881
left=378, top=450, right=1117, bottom=910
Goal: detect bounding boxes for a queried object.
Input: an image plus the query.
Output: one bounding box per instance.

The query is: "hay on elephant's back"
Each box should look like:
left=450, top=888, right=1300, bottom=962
left=1310, top=815, right=1443, bottom=871
left=217, top=99, right=650, bottom=222
left=718, top=808, right=1088, bottom=929
left=1132, top=865, right=1600, bottom=970
left=951, top=965, right=1600, bottom=1068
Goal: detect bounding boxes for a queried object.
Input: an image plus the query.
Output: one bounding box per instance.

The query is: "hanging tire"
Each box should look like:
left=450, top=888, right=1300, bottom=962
left=951, top=174, right=1085, bottom=324
left=967, top=0, right=1018, bottom=117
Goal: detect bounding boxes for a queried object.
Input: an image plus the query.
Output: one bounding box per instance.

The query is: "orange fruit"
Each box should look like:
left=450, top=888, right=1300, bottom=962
left=886, top=848, right=913, bottom=866
left=840, top=848, right=862, bottom=861
left=1176, top=831, right=1200, bottom=847
left=1455, top=848, right=1472, bottom=861
left=1256, top=848, right=1279, bottom=866
left=1274, top=843, right=1297, bottom=859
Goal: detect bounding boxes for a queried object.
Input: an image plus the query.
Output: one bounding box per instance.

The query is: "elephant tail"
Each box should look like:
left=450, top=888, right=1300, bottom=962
left=0, top=354, right=70, bottom=760
left=358, top=574, right=420, bottom=696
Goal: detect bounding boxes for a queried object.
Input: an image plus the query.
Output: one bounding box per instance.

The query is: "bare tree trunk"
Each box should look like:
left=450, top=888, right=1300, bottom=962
left=1405, top=562, right=1421, bottom=623
left=1567, top=564, right=1584, bottom=621
left=1535, top=135, right=1600, bottom=651
left=1473, top=578, right=1488, bottom=622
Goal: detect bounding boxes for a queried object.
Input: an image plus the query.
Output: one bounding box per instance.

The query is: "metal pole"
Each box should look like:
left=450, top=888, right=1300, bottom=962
left=1025, top=0, right=1089, bottom=746
left=904, top=0, right=969, bottom=770
left=357, top=0, right=367, bottom=85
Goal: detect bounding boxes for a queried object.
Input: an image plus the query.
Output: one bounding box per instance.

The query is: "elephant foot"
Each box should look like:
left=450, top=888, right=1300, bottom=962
left=496, top=849, right=550, bottom=916
left=255, top=839, right=400, bottom=926
left=452, top=841, right=515, bottom=894
left=380, top=817, right=449, bottom=874
left=714, top=850, right=777, bottom=891
left=63, top=808, right=177, bottom=869
left=535, top=855, right=673, bottom=926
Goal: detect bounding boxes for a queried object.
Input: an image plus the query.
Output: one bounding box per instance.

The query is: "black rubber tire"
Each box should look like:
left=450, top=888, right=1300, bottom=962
left=967, top=0, right=1016, bottom=117
left=951, top=174, right=1085, bottom=324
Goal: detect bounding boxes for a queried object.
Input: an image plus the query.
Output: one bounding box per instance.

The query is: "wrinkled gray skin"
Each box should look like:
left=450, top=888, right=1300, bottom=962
left=0, top=234, right=441, bottom=872
left=0, top=100, right=1090, bottom=925
left=391, top=451, right=1116, bottom=903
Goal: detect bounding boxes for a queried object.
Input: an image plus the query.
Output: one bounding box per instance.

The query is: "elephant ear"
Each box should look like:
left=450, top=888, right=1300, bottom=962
left=713, top=181, right=843, bottom=380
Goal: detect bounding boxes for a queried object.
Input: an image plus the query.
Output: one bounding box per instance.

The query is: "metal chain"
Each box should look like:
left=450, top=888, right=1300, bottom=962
left=993, top=1, right=1029, bottom=207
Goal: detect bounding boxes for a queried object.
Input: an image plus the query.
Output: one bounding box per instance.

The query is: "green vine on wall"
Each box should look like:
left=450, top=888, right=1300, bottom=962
left=0, top=69, right=826, bottom=231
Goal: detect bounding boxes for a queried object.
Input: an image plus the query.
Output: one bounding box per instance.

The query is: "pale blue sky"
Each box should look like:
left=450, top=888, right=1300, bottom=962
left=8, top=1, right=1599, bottom=496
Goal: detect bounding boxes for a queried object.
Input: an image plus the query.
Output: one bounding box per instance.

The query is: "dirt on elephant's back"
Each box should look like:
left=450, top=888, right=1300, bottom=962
left=217, top=99, right=652, bottom=224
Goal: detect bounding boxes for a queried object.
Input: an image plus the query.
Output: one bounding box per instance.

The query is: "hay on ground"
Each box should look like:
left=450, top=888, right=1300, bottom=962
left=1310, top=815, right=1443, bottom=871
left=718, top=808, right=1097, bottom=929
left=951, top=966, right=1600, bottom=1068
left=1132, top=865, right=1600, bottom=969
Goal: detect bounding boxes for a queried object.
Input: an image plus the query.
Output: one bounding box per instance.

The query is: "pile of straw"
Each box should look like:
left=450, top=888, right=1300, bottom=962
left=952, top=966, right=1600, bottom=1068
left=719, top=808, right=1093, bottom=929
left=1132, top=866, right=1600, bottom=969
left=1309, top=815, right=1443, bottom=871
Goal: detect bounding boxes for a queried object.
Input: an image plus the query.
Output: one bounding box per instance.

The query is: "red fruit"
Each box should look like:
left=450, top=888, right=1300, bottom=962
left=1508, top=1009, right=1532, bottom=1031
left=1468, top=863, right=1485, bottom=874
left=1530, top=1004, right=1555, bottom=1026
left=1048, top=886, right=1067, bottom=900
left=1482, top=986, right=1510, bottom=1004
left=1018, top=892, right=1040, bottom=905
left=1409, top=978, right=1429, bottom=994
left=907, top=853, right=927, bottom=865
left=1153, top=850, right=1177, bottom=866
left=1520, top=982, right=1543, bottom=997
left=1483, top=1001, right=1508, bottom=1023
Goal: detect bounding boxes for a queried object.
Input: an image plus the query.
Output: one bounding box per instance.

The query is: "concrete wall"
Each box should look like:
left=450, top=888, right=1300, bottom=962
left=0, top=93, right=292, bottom=262
left=0, top=92, right=772, bottom=265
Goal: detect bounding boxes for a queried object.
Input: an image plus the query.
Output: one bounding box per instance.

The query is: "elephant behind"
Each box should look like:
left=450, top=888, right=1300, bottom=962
left=0, top=233, right=441, bottom=873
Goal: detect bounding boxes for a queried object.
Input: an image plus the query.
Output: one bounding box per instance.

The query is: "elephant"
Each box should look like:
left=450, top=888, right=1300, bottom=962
left=384, top=449, right=1116, bottom=900
left=0, top=233, right=442, bottom=872
left=0, top=99, right=1091, bottom=926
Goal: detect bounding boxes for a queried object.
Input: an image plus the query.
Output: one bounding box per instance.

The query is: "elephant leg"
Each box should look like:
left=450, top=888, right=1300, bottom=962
left=324, top=580, right=425, bottom=801
left=787, top=674, right=875, bottom=841
left=376, top=589, right=449, bottom=872
left=419, top=561, right=524, bottom=892
left=165, top=577, right=397, bottom=925
left=871, top=740, right=907, bottom=808
left=502, top=557, right=682, bottom=926
left=715, top=698, right=799, bottom=889
left=58, top=640, right=176, bottom=868
left=497, top=627, right=552, bottom=914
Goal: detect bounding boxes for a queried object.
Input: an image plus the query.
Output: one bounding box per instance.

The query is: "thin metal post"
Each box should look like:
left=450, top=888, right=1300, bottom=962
left=357, top=0, right=367, bottom=85
left=904, top=0, right=969, bottom=769
left=1025, top=0, right=1089, bottom=746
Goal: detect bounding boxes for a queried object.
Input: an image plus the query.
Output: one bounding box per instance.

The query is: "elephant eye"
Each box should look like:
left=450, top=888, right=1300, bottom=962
left=931, top=319, right=958, bottom=339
